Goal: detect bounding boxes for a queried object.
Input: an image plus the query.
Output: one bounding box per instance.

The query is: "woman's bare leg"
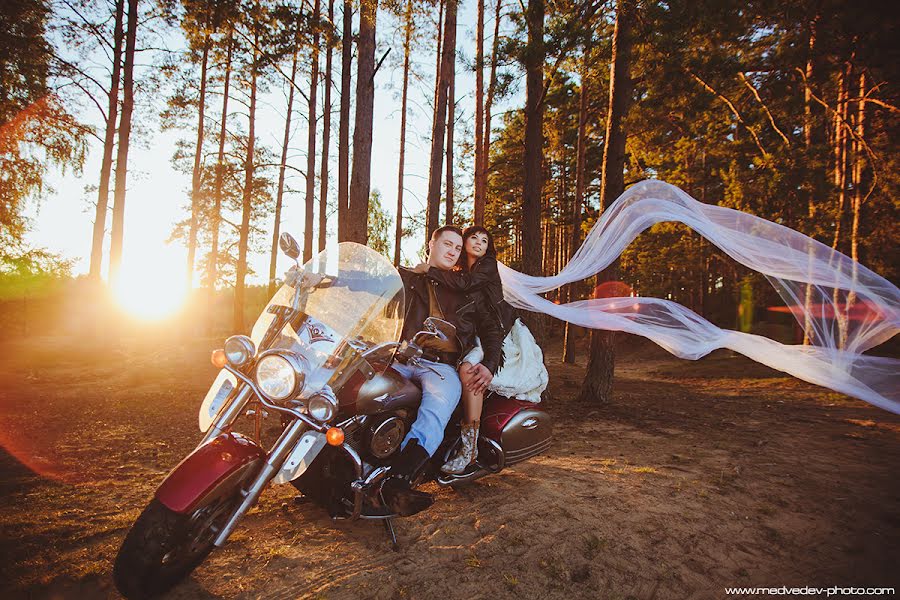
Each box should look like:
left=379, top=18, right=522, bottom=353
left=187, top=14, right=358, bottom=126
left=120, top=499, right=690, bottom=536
left=458, top=363, right=484, bottom=423
left=443, top=363, right=484, bottom=474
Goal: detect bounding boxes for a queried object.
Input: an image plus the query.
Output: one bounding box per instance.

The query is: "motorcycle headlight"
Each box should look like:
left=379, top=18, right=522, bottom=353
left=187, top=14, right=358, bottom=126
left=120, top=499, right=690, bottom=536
left=224, top=335, right=255, bottom=367
left=307, top=393, right=337, bottom=422
left=255, top=352, right=305, bottom=400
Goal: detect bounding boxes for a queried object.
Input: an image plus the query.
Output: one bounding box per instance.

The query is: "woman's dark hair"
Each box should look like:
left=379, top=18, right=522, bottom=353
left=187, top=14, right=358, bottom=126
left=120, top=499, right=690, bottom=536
left=457, top=226, right=497, bottom=269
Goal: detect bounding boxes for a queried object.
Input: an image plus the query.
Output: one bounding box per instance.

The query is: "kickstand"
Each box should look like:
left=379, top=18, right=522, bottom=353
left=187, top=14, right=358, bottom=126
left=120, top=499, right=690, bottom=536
left=382, top=517, right=399, bottom=552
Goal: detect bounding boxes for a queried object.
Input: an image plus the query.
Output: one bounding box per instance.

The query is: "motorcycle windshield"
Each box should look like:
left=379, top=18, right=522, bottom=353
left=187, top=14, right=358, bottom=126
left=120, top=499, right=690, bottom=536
left=250, top=242, right=405, bottom=397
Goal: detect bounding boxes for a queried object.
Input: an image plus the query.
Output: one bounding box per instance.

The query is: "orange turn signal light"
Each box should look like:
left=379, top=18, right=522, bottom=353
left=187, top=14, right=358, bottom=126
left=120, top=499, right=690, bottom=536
left=326, top=427, right=344, bottom=446
left=211, top=349, right=227, bottom=368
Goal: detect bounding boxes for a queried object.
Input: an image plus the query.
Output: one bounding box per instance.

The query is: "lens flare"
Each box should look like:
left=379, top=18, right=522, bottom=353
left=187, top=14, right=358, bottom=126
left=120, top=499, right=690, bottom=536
left=593, top=280, right=634, bottom=299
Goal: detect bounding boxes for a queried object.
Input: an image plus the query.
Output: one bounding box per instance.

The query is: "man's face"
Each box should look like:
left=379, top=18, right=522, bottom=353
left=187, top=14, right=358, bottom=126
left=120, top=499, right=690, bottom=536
left=428, top=230, right=463, bottom=270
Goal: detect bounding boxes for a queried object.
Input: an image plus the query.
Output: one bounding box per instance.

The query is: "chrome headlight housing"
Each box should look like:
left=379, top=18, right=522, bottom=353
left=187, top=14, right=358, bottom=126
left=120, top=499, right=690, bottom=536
left=224, top=335, right=256, bottom=367
left=307, top=390, right=337, bottom=422
left=255, top=351, right=306, bottom=401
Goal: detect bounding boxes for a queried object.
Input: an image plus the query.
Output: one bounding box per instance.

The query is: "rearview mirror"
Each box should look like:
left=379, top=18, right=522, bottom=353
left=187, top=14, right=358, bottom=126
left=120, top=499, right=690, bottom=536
left=279, top=232, right=301, bottom=260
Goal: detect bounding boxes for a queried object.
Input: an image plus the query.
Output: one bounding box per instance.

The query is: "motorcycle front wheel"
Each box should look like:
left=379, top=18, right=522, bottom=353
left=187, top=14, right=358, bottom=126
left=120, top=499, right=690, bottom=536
left=113, top=492, right=237, bottom=599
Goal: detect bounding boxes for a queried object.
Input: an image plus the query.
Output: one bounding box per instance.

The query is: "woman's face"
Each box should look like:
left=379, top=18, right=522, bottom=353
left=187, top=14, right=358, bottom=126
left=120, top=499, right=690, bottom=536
left=465, top=231, right=490, bottom=259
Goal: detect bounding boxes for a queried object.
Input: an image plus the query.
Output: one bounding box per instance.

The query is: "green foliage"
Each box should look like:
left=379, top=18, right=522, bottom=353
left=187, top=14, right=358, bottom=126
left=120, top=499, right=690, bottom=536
left=484, top=0, right=899, bottom=331
left=0, top=1, right=87, bottom=257
left=0, top=247, right=73, bottom=299
left=367, top=190, right=392, bottom=258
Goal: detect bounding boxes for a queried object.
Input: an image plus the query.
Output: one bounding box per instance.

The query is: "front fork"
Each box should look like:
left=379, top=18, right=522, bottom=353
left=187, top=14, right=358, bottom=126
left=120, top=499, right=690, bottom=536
left=198, top=379, right=371, bottom=546
left=213, top=418, right=308, bottom=546
left=197, top=381, right=307, bottom=547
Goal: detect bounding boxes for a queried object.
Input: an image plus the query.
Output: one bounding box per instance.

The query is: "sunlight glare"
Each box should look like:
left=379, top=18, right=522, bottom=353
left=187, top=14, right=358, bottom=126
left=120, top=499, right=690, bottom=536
left=112, top=245, right=188, bottom=320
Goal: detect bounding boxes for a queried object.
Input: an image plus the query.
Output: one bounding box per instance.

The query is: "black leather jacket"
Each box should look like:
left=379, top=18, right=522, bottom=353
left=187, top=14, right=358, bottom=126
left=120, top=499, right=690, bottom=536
left=398, top=267, right=504, bottom=375
left=425, top=255, right=516, bottom=337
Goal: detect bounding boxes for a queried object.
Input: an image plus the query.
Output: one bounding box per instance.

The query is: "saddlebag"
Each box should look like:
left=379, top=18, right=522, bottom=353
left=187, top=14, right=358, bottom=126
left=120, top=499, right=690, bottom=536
left=480, top=395, right=552, bottom=464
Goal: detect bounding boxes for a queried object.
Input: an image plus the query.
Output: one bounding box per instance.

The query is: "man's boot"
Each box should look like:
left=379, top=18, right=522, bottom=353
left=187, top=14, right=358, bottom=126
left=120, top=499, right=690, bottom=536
left=380, top=439, right=434, bottom=517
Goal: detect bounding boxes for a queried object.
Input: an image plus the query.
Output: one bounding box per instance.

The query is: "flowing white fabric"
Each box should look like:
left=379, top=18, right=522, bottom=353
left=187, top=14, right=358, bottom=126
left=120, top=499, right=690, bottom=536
left=498, top=180, right=900, bottom=413
left=464, top=319, right=550, bottom=402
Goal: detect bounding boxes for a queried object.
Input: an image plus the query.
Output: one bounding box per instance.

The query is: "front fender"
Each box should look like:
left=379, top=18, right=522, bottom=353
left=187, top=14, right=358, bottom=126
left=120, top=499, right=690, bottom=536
left=156, top=433, right=265, bottom=514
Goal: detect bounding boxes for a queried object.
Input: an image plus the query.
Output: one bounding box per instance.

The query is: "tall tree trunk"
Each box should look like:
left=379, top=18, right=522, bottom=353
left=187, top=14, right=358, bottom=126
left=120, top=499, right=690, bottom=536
left=207, top=31, right=233, bottom=332
left=801, top=13, right=819, bottom=345
left=803, top=13, right=819, bottom=221
left=89, top=0, right=124, bottom=282
left=186, top=32, right=210, bottom=288
left=348, top=0, right=377, bottom=243
left=425, top=0, right=456, bottom=239
left=579, top=0, right=633, bottom=404
left=433, top=0, right=444, bottom=130
left=235, top=39, right=258, bottom=333
left=829, top=62, right=852, bottom=349
left=319, top=0, right=334, bottom=252
left=473, top=0, right=485, bottom=223
left=521, top=0, right=545, bottom=343
left=269, top=46, right=299, bottom=297
left=831, top=62, right=851, bottom=253
left=395, top=0, right=413, bottom=266
left=337, top=0, right=352, bottom=241
left=846, top=71, right=866, bottom=322
left=563, top=52, right=589, bottom=364
left=479, top=0, right=502, bottom=226
left=304, top=0, right=321, bottom=261
left=445, top=53, right=455, bottom=224
left=108, top=0, right=138, bottom=287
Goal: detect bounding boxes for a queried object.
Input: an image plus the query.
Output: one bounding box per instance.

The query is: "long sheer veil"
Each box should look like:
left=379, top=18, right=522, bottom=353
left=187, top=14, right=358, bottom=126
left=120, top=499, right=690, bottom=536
left=498, top=180, right=899, bottom=413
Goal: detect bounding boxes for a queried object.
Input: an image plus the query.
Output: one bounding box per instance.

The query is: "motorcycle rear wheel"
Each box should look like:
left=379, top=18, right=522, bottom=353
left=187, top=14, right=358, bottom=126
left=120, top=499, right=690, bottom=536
left=113, top=493, right=237, bottom=598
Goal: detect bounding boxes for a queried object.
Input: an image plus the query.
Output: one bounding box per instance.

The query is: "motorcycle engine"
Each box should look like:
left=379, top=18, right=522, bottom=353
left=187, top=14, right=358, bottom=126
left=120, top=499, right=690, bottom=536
left=366, top=416, right=406, bottom=459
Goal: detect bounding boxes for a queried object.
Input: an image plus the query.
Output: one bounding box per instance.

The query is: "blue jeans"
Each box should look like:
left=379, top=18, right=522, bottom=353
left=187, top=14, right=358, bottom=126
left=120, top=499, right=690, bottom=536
left=391, top=360, right=462, bottom=456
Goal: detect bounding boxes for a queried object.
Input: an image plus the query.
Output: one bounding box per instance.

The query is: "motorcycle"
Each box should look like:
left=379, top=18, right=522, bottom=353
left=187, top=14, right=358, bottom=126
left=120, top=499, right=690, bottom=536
left=113, top=236, right=553, bottom=598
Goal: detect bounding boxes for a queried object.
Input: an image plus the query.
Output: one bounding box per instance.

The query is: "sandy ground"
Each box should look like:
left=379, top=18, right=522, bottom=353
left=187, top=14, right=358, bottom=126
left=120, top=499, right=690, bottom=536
left=0, top=333, right=898, bottom=599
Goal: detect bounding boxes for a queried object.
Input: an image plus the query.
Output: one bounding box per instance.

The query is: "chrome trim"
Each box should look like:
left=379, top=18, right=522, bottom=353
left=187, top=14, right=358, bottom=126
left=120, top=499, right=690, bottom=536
left=505, top=437, right=552, bottom=464
left=369, top=416, right=405, bottom=459
left=254, top=350, right=308, bottom=401
left=307, top=389, right=338, bottom=422
left=334, top=444, right=364, bottom=521
left=224, top=335, right=256, bottom=367
left=521, top=416, right=539, bottom=429
left=223, top=366, right=326, bottom=432
left=352, top=465, right=391, bottom=491
left=480, top=436, right=505, bottom=473
left=361, top=341, right=400, bottom=360
left=436, top=437, right=505, bottom=486
left=436, top=467, right=490, bottom=486
left=214, top=419, right=308, bottom=546
left=359, top=511, right=399, bottom=520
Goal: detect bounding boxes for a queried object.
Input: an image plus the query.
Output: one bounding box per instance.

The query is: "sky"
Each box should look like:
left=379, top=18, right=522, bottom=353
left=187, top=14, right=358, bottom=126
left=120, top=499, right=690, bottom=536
left=25, top=1, right=521, bottom=294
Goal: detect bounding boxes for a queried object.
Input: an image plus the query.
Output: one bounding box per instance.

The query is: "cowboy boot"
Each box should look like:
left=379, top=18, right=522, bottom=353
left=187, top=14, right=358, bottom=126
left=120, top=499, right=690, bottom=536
left=380, top=439, right=434, bottom=517
left=441, top=421, right=479, bottom=475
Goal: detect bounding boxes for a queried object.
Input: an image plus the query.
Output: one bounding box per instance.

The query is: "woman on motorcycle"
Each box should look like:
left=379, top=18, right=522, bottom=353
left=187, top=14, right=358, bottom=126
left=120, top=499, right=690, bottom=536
left=415, top=225, right=548, bottom=474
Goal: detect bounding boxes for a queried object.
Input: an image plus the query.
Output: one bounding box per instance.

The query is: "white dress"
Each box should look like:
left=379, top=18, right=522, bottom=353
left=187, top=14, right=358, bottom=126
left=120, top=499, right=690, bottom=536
left=462, top=318, right=549, bottom=402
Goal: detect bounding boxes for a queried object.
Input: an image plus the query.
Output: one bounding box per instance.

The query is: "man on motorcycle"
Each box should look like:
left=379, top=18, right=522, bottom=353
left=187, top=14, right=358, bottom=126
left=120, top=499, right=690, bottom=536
left=380, top=225, right=504, bottom=516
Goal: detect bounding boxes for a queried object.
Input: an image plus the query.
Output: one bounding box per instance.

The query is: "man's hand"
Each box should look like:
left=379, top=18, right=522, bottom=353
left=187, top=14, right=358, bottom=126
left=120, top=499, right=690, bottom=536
left=461, top=362, right=493, bottom=395
left=412, top=262, right=430, bottom=274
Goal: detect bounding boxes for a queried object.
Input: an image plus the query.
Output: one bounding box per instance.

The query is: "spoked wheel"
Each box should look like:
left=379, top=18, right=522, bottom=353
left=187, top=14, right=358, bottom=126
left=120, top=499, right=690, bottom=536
left=113, top=492, right=238, bottom=599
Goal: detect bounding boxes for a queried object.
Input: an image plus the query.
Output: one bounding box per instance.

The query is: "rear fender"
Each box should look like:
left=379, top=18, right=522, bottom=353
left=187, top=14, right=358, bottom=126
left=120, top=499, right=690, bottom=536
left=156, top=433, right=265, bottom=514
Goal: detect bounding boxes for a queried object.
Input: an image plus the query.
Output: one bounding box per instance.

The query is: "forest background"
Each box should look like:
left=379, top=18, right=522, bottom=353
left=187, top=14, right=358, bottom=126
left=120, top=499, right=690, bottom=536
left=1, top=0, right=898, bottom=400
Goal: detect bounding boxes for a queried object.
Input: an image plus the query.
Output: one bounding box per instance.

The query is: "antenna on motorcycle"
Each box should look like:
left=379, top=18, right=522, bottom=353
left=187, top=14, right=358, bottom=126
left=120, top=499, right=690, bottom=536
left=279, top=232, right=301, bottom=264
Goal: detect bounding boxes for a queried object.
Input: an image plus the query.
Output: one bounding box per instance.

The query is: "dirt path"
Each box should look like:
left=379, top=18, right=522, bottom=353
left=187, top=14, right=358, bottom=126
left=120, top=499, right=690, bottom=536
left=1, top=336, right=898, bottom=599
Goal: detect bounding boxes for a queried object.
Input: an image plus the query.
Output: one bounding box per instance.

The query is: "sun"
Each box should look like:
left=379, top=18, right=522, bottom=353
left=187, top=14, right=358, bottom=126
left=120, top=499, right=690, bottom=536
left=112, top=245, right=189, bottom=320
